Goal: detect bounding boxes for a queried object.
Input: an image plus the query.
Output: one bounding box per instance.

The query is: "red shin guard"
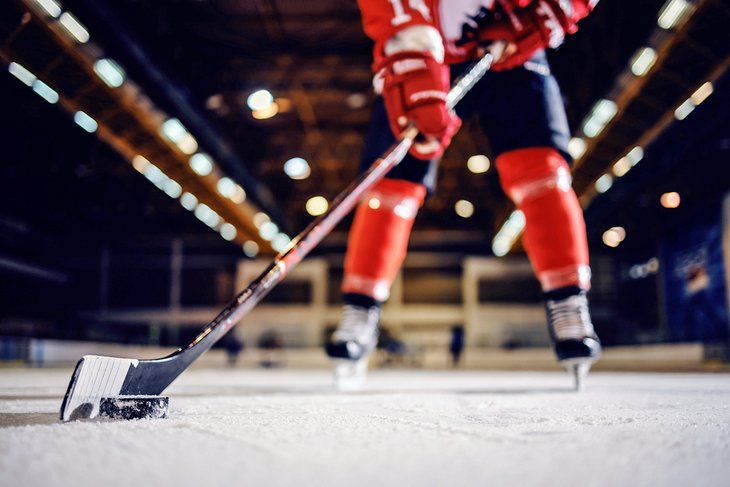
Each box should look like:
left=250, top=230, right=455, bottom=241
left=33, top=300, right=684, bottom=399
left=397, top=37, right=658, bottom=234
left=342, top=178, right=426, bottom=302
left=496, top=148, right=591, bottom=291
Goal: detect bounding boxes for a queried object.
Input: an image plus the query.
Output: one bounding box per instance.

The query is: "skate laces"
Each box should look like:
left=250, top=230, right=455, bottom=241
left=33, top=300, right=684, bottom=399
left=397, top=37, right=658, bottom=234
left=546, top=293, right=595, bottom=341
left=334, top=305, right=380, bottom=343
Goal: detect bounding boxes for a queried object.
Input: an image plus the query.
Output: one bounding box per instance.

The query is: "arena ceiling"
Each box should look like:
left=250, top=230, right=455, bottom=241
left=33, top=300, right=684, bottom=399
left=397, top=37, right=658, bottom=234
left=1, top=0, right=729, bottom=270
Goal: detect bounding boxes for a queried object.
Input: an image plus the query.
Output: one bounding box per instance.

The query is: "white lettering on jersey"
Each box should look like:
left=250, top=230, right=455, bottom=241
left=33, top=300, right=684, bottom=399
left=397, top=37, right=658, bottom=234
left=389, top=0, right=432, bottom=26
left=389, top=0, right=412, bottom=25
left=409, top=0, right=432, bottom=21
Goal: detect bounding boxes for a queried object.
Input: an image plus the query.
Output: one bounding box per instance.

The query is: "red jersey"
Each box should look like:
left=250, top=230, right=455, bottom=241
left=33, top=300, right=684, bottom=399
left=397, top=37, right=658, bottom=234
left=357, top=0, right=594, bottom=64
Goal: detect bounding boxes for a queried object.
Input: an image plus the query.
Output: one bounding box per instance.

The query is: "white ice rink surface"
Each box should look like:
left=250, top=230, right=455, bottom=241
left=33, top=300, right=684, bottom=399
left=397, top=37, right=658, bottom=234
left=1, top=367, right=729, bottom=487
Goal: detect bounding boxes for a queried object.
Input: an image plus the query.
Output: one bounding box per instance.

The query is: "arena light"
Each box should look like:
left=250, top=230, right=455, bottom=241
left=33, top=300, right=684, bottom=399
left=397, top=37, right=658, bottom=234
left=215, top=177, right=246, bottom=204
left=690, top=82, right=713, bottom=106
left=306, top=196, right=329, bottom=216
left=345, top=93, right=368, bottom=110
left=177, top=133, right=198, bottom=154
left=32, top=79, right=59, bottom=104
left=629, top=47, right=657, bottom=77
left=132, top=155, right=150, bottom=173
left=32, top=0, right=62, bottom=18
left=567, top=137, right=587, bottom=159
left=492, top=237, right=509, bottom=257
left=161, top=118, right=198, bottom=154
left=626, top=146, right=644, bottom=166
left=259, top=221, right=279, bottom=241
left=162, top=118, right=186, bottom=142
left=58, top=12, right=90, bottom=43
left=594, top=174, right=613, bottom=193
left=217, top=177, right=237, bottom=198
left=73, top=111, right=97, bottom=133
left=657, top=0, right=693, bottom=30
left=582, top=99, right=617, bottom=138
left=162, top=179, right=182, bottom=199
left=247, top=89, right=274, bottom=111
left=189, top=153, right=214, bottom=176
left=253, top=212, right=270, bottom=229
left=674, top=99, right=695, bottom=120
left=455, top=199, right=474, bottom=218
left=205, top=212, right=221, bottom=228
left=219, top=223, right=238, bottom=241
left=608, top=145, right=644, bottom=181
left=612, top=157, right=632, bottom=177
left=283, top=157, right=311, bottom=180
left=179, top=192, right=198, bottom=211
left=467, top=155, right=490, bottom=174
left=602, top=227, right=626, bottom=248
left=629, top=258, right=660, bottom=279
left=243, top=240, right=259, bottom=257
left=492, top=210, right=525, bottom=257
left=230, top=184, right=246, bottom=204
left=142, top=163, right=166, bottom=186
left=660, top=192, right=681, bottom=208
left=8, top=62, right=36, bottom=87
left=194, top=203, right=221, bottom=228
left=251, top=102, right=279, bottom=120
left=271, top=233, right=291, bottom=253
left=368, top=197, right=381, bottom=210
left=206, top=94, right=223, bottom=110
left=93, top=58, right=125, bottom=88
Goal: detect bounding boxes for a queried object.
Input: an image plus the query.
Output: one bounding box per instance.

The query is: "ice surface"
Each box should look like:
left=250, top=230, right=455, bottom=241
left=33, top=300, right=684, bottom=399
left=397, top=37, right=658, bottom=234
left=1, top=367, right=729, bottom=487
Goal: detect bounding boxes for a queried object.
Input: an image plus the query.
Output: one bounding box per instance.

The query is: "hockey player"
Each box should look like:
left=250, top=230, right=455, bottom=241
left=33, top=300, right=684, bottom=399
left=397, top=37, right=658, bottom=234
left=325, top=0, right=602, bottom=388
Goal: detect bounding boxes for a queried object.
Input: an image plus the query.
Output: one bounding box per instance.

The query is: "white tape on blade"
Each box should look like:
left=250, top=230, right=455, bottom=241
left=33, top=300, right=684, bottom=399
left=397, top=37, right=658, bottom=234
left=63, top=356, right=137, bottom=420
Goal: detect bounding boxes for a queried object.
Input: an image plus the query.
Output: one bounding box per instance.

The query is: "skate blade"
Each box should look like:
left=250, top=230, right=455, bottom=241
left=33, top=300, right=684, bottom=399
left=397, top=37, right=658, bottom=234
left=333, top=358, right=369, bottom=391
left=561, top=358, right=594, bottom=392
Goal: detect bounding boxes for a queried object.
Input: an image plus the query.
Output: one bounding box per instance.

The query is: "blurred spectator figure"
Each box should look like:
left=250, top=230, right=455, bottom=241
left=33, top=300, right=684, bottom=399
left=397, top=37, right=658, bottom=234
left=449, top=325, right=465, bottom=367
left=224, top=332, right=244, bottom=367
left=258, top=330, right=283, bottom=368
left=377, top=327, right=407, bottom=366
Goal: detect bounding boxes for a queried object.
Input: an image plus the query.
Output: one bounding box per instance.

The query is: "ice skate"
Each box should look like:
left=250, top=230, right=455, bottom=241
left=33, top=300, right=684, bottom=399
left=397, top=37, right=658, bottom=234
left=325, top=304, right=380, bottom=391
left=545, top=289, right=602, bottom=391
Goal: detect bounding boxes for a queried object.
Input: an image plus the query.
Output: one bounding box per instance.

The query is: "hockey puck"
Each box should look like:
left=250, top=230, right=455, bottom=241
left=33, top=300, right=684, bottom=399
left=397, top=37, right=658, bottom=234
left=99, top=396, right=169, bottom=420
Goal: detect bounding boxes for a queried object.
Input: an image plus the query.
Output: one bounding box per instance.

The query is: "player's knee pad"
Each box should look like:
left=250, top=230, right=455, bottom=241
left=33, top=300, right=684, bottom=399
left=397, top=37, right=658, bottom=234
left=342, top=178, right=426, bottom=302
left=496, top=148, right=591, bottom=291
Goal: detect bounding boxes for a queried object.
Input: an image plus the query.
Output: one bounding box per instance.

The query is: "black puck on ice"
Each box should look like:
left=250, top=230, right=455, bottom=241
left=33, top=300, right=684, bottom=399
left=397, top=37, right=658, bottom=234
left=99, top=396, right=169, bottom=420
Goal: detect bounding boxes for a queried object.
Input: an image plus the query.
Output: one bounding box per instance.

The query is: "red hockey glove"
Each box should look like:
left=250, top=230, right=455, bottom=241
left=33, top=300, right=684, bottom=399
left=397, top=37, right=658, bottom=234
left=376, top=51, right=461, bottom=160
left=478, top=0, right=586, bottom=71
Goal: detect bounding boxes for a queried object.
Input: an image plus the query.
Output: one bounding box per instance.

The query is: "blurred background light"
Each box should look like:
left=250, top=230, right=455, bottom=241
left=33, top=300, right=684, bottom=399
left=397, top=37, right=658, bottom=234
left=306, top=196, right=328, bottom=216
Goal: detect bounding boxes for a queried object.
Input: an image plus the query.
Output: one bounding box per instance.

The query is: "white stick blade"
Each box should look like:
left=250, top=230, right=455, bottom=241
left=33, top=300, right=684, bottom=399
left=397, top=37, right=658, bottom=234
left=60, top=355, right=138, bottom=422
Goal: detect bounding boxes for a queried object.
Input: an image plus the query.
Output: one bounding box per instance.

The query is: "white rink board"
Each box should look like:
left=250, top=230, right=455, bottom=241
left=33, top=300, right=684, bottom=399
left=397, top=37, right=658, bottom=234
left=1, top=368, right=729, bottom=487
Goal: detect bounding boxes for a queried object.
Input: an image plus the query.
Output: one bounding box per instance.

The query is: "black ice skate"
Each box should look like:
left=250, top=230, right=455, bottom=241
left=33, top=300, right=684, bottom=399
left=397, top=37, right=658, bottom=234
left=545, top=287, right=602, bottom=391
left=325, top=304, right=380, bottom=390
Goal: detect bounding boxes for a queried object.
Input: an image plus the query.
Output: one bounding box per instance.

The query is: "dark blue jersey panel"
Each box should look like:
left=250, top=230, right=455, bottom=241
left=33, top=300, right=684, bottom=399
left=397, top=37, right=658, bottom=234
left=358, top=50, right=572, bottom=193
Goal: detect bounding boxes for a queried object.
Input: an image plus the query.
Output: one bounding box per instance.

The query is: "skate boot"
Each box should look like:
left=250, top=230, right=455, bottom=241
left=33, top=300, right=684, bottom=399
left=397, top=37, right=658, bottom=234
left=325, top=304, right=380, bottom=390
left=545, top=287, right=602, bottom=391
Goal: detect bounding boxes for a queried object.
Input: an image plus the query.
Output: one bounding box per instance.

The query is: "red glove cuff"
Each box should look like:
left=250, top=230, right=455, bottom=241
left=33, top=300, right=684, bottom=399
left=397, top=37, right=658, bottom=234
left=377, top=51, right=461, bottom=160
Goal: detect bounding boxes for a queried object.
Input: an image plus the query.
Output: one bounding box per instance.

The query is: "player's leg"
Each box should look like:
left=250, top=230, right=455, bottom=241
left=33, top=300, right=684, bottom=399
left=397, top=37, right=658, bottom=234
left=326, top=177, right=426, bottom=360
left=496, top=148, right=601, bottom=368
left=325, top=98, right=434, bottom=387
left=479, top=51, right=601, bottom=385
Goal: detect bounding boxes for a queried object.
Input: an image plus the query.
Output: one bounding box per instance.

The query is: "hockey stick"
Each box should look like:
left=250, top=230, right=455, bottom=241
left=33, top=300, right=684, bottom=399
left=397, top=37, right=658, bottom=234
left=60, top=46, right=501, bottom=421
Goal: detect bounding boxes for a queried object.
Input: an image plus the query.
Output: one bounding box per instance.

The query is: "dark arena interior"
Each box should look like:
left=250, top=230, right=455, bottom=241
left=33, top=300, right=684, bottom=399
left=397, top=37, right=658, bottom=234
left=1, top=1, right=729, bottom=486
